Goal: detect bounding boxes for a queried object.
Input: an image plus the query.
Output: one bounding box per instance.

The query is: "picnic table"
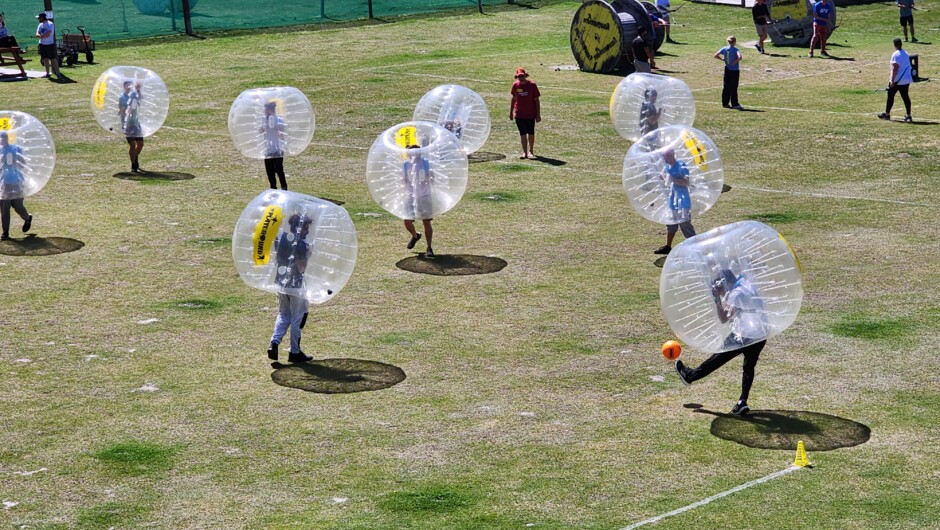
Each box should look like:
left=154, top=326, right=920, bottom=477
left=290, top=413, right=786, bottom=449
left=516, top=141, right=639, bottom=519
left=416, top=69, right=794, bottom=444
left=0, top=46, right=28, bottom=78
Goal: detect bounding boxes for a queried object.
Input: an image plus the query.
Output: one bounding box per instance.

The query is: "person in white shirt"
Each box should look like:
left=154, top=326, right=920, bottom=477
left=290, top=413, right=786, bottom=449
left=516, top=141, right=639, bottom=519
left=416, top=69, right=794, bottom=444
left=35, top=12, right=60, bottom=79
left=878, top=38, right=914, bottom=122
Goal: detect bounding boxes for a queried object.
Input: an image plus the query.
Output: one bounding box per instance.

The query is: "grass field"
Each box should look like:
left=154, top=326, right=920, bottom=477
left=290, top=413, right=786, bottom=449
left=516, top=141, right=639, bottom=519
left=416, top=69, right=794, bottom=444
left=2, top=1, right=939, bottom=528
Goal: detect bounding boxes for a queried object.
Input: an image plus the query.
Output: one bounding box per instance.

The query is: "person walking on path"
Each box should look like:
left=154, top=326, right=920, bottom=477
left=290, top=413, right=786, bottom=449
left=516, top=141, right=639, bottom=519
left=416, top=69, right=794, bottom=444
left=509, top=67, right=541, bottom=160
left=878, top=38, right=914, bottom=122
left=752, top=0, right=772, bottom=54
left=715, top=36, right=743, bottom=110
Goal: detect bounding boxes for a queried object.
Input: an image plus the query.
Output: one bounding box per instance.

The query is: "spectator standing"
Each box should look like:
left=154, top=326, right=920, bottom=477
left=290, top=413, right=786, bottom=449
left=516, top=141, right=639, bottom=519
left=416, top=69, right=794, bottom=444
left=509, top=67, right=541, bottom=160
left=898, top=0, right=917, bottom=43
left=35, top=12, right=60, bottom=79
left=715, top=36, right=743, bottom=110
left=809, top=0, right=834, bottom=58
left=632, top=26, right=655, bottom=73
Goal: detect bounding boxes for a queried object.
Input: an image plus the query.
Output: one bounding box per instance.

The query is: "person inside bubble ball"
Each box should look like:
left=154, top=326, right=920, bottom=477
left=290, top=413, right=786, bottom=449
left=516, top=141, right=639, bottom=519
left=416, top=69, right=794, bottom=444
left=675, top=269, right=768, bottom=416
left=261, top=101, right=289, bottom=190
left=653, top=148, right=695, bottom=255
left=402, top=141, right=435, bottom=259
left=267, top=213, right=314, bottom=363
left=119, top=79, right=145, bottom=173
left=639, top=87, right=662, bottom=137
left=0, top=132, right=33, bottom=241
left=442, top=119, right=463, bottom=140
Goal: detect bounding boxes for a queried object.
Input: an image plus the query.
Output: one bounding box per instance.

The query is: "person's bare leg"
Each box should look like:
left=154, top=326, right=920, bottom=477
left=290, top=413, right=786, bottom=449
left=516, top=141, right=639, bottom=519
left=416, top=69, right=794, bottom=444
left=404, top=220, right=418, bottom=238
left=519, top=135, right=528, bottom=158
left=422, top=219, right=433, bottom=250
left=527, top=134, right=535, bottom=158
left=665, top=231, right=676, bottom=248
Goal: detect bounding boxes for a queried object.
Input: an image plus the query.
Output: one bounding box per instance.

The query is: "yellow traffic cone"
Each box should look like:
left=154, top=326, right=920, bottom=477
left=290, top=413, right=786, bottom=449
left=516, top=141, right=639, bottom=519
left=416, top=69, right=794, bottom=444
left=792, top=440, right=811, bottom=467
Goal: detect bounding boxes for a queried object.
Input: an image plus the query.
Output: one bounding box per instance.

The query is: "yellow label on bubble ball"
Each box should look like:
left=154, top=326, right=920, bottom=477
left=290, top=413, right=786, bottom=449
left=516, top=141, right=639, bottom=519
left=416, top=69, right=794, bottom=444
left=93, top=78, right=108, bottom=110
left=395, top=126, right=419, bottom=149
left=0, top=117, right=12, bottom=130
left=682, top=131, right=708, bottom=171
left=252, top=205, right=284, bottom=266
left=779, top=234, right=803, bottom=274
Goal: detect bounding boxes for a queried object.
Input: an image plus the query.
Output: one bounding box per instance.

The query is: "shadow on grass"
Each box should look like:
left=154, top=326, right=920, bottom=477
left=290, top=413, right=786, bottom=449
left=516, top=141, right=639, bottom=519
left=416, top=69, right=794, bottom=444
left=396, top=254, right=508, bottom=275
left=531, top=155, right=567, bottom=166
left=0, top=234, right=84, bottom=256
left=693, top=408, right=871, bottom=451
left=271, top=358, right=406, bottom=394
left=113, top=170, right=196, bottom=181
left=653, top=256, right=667, bottom=268
left=321, top=197, right=346, bottom=206
left=722, top=183, right=732, bottom=193
left=469, top=151, right=507, bottom=164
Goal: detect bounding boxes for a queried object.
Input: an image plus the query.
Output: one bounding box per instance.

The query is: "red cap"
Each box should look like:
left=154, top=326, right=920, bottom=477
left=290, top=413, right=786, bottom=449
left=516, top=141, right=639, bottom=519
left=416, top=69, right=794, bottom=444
left=514, top=67, right=528, bottom=78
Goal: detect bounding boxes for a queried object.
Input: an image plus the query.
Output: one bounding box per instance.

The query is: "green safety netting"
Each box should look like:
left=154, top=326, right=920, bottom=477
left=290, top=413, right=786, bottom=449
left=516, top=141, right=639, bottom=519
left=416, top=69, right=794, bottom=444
left=3, top=0, right=507, bottom=43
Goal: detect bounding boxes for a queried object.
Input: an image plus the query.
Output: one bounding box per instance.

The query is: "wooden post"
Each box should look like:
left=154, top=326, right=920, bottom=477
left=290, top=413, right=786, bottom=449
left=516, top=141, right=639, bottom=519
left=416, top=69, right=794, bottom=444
left=181, top=0, right=195, bottom=36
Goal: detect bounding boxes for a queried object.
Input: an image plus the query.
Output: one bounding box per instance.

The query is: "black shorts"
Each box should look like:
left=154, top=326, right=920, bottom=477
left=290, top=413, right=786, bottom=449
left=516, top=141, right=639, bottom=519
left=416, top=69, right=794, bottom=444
left=38, top=43, right=57, bottom=60
left=900, top=15, right=914, bottom=27
left=515, top=118, right=536, bottom=135
left=126, top=136, right=144, bottom=144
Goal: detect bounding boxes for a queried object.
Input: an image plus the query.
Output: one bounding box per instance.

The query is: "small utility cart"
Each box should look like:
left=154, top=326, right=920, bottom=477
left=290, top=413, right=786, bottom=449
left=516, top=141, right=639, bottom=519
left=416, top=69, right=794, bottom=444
left=61, top=25, right=95, bottom=65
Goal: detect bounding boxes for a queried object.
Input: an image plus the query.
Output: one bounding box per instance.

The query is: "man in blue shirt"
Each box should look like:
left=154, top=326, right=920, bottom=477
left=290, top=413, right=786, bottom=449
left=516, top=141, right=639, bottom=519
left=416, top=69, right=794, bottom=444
left=897, top=0, right=917, bottom=43
left=809, top=0, right=835, bottom=58
left=714, top=36, right=743, bottom=110
left=654, top=148, right=696, bottom=255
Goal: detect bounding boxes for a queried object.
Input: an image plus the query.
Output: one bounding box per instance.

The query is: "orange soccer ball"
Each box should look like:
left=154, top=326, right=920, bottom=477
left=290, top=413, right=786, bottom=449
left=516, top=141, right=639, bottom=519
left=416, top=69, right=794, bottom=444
left=662, top=340, right=682, bottom=361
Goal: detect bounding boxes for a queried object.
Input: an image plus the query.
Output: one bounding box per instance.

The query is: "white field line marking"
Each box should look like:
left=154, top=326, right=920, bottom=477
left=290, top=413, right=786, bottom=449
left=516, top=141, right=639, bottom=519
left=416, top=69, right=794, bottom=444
left=619, top=465, right=803, bottom=530
left=732, top=185, right=931, bottom=207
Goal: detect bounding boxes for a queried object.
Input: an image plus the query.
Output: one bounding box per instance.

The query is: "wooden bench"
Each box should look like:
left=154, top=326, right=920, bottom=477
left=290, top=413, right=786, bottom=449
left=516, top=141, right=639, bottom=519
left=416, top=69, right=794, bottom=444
left=0, top=47, right=28, bottom=78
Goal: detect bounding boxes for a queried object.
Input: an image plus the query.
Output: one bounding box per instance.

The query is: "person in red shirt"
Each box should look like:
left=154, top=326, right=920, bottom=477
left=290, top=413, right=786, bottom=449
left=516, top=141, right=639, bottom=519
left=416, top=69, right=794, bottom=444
left=509, top=67, right=541, bottom=159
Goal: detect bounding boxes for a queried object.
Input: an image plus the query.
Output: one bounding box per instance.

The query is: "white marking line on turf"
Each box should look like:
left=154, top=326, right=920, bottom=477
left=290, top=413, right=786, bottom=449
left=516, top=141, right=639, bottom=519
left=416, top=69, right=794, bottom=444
left=620, top=466, right=803, bottom=530
left=161, top=126, right=368, bottom=150
left=733, top=185, right=931, bottom=207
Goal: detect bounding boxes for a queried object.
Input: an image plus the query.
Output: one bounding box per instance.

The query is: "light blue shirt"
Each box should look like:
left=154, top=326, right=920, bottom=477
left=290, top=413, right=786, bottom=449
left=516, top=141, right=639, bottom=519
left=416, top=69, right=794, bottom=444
left=718, top=46, right=740, bottom=71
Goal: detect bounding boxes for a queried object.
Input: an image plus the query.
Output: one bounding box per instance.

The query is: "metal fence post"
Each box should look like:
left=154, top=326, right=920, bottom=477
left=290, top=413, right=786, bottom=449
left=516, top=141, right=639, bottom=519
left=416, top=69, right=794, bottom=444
left=182, top=0, right=195, bottom=35
left=368, top=0, right=374, bottom=18
left=478, top=0, right=484, bottom=13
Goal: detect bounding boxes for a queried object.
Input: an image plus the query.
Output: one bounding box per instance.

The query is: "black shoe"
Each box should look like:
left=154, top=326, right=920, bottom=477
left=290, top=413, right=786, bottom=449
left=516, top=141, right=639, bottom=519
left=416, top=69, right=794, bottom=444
left=877, top=112, right=890, bottom=121
left=407, top=232, right=422, bottom=249
left=0, top=233, right=9, bottom=241
left=911, top=37, right=918, bottom=43
left=288, top=351, right=313, bottom=363
left=267, top=342, right=278, bottom=361
left=675, top=360, right=691, bottom=386
left=425, top=247, right=435, bottom=258
left=653, top=245, right=672, bottom=255
left=820, top=51, right=829, bottom=57
left=731, top=401, right=750, bottom=416
left=22, top=215, right=32, bottom=233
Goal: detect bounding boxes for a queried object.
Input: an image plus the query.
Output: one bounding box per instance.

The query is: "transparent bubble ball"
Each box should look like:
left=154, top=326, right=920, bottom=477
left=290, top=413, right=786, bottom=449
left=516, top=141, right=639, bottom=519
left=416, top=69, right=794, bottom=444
left=0, top=111, right=56, bottom=201
left=228, top=87, right=315, bottom=160
left=91, top=66, right=169, bottom=138
left=623, top=125, right=724, bottom=225
left=366, top=121, right=468, bottom=221
left=660, top=221, right=803, bottom=353
left=611, top=73, right=696, bottom=142
left=413, top=84, right=490, bottom=154
left=232, top=190, right=358, bottom=305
